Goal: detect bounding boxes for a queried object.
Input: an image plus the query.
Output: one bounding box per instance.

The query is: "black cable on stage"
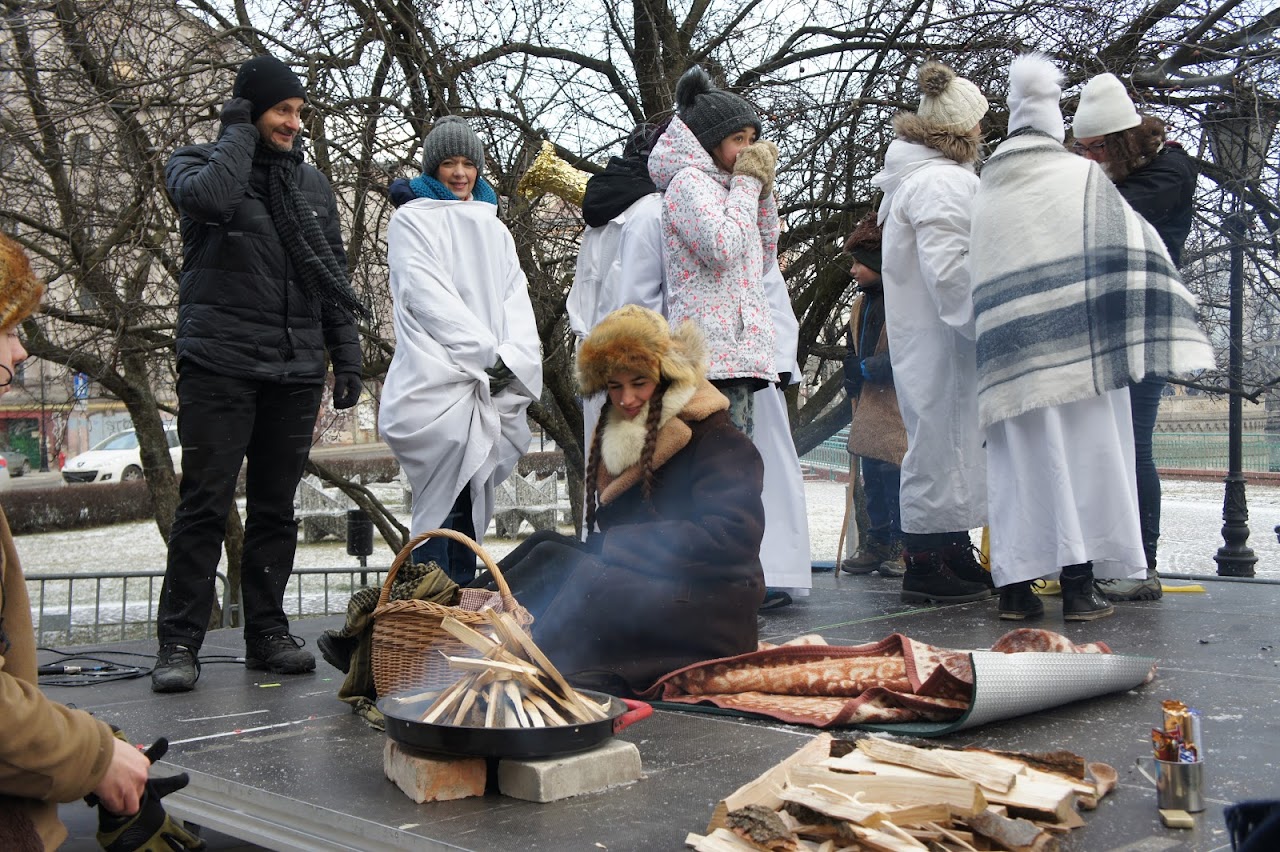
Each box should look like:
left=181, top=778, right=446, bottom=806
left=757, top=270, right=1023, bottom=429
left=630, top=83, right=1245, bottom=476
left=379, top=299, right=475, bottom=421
left=36, top=645, right=250, bottom=687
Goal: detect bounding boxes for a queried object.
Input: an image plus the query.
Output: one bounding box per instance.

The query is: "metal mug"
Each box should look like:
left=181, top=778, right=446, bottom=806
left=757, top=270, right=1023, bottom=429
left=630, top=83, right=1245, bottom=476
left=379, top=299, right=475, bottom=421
left=1136, top=756, right=1205, bottom=813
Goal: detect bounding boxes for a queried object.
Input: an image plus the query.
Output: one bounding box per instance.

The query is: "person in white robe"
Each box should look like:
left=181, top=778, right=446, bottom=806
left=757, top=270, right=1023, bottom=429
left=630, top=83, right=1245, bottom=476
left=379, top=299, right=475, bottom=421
left=380, top=117, right=542, bottom=583
left=568, top=124, right=665, bottom=476
left=969, top=55, right=1213, bottom=621
left=870, top=60, right=993, bottom=605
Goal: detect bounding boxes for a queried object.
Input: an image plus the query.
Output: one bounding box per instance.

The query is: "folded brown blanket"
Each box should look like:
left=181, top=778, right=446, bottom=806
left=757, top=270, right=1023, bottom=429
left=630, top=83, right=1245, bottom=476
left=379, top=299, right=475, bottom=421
left=640, top=629, right=1112, bottom=728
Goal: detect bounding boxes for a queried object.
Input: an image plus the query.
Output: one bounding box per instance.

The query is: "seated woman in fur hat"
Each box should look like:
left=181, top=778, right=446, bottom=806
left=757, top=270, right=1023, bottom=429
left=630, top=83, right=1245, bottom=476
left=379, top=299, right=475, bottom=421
left=469, top=305, right=766, bottom=697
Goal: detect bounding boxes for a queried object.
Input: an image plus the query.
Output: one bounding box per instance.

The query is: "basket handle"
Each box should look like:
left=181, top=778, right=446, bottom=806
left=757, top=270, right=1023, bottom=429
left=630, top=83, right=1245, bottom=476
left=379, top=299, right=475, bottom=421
left=377, top=528, right=516, bottom=610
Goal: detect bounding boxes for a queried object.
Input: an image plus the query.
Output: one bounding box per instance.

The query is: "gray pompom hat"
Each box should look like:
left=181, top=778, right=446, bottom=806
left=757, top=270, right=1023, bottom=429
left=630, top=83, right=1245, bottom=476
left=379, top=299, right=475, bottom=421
left=421, top=116, right=486, bottom=177
left=674, top=66, right=762, bottom=151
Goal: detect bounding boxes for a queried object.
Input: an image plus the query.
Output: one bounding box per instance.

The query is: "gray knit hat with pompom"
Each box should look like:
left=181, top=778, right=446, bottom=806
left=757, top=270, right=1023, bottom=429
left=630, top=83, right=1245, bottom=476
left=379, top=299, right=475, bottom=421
left=421, top=116, right=486, bottom=177
left=674, top=66, right=762, bottom=151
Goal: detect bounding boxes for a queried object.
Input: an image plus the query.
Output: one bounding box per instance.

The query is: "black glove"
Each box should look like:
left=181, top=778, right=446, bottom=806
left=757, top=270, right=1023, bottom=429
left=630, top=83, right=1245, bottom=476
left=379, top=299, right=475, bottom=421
left=219, top=97, right=253, bottom=129
left=94, top=738, right=205, bottom=852
left=486, top=357, right=516, bottom=395
left=775, top=371, right=792, bottom=389
left=332, top=372, right=362, bottom=410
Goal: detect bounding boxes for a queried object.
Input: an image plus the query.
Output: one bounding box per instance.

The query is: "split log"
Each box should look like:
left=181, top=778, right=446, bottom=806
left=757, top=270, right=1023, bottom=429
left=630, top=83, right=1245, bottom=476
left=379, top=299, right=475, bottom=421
left=857, top=738, right=1020, bottom=792
left=968, top=809, right=1059, bottom=852
left=789, top=764, right=987, bottom=818
left=726, top=804, right=804, bottom=851
left=708, top=734, right=835, bottom=833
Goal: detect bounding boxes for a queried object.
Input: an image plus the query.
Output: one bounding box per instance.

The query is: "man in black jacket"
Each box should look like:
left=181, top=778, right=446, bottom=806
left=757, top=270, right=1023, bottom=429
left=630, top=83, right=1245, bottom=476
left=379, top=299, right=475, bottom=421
left=152, top=54, right=366, bottom=693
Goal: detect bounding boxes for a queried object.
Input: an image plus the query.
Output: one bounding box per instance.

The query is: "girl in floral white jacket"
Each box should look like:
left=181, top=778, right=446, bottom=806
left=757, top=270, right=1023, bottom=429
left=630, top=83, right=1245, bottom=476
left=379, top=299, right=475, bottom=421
left=648, top=66, right=780, bottom=435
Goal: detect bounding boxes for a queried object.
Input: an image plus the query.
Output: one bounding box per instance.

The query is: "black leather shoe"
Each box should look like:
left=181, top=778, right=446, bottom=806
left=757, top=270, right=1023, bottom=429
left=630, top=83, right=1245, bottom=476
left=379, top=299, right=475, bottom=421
left=900, top=551, right=993, bottom=604
left=151, top=644, right=200, bottom=693
left=245, top=633, right=316, bottom=674
left=1062, top=574, right=1115, bottom=621
left=317, top=631, right=355, bottom=674
left=998, top=581, right=1044, bottom=620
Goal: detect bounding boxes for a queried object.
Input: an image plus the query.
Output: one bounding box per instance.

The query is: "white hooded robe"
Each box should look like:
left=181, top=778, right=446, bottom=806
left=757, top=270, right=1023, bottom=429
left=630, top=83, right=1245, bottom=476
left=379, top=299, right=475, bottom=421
left=380, top=198, right=543, bottom=542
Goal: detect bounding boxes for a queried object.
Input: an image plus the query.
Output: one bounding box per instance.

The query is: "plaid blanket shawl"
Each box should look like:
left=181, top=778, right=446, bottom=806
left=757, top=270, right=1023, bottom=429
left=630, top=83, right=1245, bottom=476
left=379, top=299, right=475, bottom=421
left=640, top=628, right=1113, bottom=728
left=970, top=131, right=1213, bottom=428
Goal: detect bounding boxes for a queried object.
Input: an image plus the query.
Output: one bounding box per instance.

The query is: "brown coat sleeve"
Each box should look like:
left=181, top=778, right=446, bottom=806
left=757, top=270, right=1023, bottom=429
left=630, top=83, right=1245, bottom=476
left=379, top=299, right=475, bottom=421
left=0, top=509, right=115, bottom=804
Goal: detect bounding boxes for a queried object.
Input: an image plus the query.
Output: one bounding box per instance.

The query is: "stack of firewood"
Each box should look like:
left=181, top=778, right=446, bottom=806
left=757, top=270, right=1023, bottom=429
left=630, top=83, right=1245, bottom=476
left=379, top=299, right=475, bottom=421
left=410, top=612, right=610, bottom=728
left=687, top=733, right=1117, bottom=851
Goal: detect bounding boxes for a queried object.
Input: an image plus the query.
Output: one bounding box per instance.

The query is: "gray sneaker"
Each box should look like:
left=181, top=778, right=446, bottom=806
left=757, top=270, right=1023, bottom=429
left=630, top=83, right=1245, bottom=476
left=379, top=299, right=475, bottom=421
left=1096, top=567, right=1163, bottom=602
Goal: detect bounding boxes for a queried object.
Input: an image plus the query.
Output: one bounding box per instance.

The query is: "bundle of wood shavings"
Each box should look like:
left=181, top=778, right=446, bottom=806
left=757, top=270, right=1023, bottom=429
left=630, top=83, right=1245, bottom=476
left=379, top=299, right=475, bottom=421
left=687, top=733, right=1117, bottom=852
left=409, top=612, right=610, bottom=728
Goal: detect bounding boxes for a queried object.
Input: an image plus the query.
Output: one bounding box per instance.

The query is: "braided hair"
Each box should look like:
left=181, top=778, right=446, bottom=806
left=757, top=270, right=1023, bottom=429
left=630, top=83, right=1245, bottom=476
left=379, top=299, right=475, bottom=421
left=582, top=381, right=670, bottom=531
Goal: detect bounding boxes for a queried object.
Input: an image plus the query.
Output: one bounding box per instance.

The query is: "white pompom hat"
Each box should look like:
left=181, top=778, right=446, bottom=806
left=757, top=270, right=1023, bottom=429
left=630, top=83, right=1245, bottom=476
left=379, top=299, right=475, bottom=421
left=1072, top=73, right=1140, bottom=138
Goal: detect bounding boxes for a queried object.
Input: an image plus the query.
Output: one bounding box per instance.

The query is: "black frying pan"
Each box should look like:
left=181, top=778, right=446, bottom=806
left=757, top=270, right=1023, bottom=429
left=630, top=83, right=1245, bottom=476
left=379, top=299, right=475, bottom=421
left=377, top=688, right=653, bottom=759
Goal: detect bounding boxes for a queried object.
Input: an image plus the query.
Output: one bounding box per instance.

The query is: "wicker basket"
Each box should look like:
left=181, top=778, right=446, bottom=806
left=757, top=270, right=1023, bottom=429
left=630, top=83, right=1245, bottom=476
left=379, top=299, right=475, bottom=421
left=371, top=529, right=532, bottom=697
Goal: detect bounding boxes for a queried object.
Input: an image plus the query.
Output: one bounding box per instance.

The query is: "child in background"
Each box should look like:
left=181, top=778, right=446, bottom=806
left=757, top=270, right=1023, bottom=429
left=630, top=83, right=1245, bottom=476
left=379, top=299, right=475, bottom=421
left=647, top=66, right=780, bottom=435
left=840, top=213, right=908, bottom=578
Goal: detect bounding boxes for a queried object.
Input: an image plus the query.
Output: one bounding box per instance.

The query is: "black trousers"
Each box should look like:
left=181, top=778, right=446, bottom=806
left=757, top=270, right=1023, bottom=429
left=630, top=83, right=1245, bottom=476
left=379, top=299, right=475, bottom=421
left=157, top=363, right=323, bottom=648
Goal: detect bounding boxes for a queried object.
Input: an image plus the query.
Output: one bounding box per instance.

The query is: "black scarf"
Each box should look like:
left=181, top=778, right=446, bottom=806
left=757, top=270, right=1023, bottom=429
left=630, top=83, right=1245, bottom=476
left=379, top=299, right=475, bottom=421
left=581, top=156, right=657, bottom=227
left=255, top=142, right=369, bottom=322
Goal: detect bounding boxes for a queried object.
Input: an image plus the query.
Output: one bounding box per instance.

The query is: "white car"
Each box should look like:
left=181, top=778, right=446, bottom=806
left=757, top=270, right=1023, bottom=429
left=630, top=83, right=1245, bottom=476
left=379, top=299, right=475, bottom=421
left=62, top=427, right=181, bottom=484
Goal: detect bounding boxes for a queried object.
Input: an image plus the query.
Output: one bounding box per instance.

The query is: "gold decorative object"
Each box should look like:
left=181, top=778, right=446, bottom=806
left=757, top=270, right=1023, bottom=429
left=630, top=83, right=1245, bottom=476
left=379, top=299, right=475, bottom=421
left=516, top=140, right=590, bottom=207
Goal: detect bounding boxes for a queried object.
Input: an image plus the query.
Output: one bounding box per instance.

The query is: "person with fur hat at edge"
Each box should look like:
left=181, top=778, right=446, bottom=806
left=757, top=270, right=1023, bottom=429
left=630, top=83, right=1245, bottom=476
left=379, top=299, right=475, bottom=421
left=647, top=66, right=780, bottom=439
left=869, top=60, right=993, bottom=604
left=466, top=306, right=765, bottom=696
left=968, top=54, right=1213, bottom=622
left=839, top=213, right=909, bottom=578
left=1070, top=73, right=1200, bottom=604
left=153, top=54, right=367, bottom=693
left=380, top=116, right=542, bottom=585
left=0, top=234, right=205, bottom=851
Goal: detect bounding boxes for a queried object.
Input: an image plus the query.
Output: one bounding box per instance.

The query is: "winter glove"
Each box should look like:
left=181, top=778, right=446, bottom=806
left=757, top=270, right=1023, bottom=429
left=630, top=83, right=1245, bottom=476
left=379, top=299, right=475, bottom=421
left=94, top=737, right=205, bottom=852
left=775, top=371, right=792, bottom=389
left=861, top=353, right=893, bottom=385
left=486, top=357, right=516, bottom=395
left=333, top=372, right=362, bottom=410
left=218, top=97, right=253, bottom=130
left=732, top=140, right=779, bottom=200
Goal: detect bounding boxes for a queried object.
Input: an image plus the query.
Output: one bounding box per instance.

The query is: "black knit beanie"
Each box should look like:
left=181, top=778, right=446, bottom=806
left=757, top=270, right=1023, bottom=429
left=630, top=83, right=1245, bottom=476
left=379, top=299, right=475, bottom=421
left=233, top=55, right=308, bottom=122
left=421, top=116, right=486, bottom=177
left=674, top=66, right=762, bottom=151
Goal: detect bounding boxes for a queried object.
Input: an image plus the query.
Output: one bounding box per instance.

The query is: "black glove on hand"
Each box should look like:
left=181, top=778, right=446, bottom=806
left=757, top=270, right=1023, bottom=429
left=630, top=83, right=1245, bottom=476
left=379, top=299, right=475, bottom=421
left=775, top=371, right=792, bottom=389
left=333, top=373, right=362, bottom=410
left=95, top=738, right=206, bottom=851
left=218, top=97, right=253, bottom=129
left=486, top=357, right=516, bottom=395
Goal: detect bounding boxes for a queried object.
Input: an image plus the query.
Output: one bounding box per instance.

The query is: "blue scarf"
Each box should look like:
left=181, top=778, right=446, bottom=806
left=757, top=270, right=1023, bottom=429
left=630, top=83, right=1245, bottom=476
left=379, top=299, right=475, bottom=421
left=408, top=174, right=498, bottom=205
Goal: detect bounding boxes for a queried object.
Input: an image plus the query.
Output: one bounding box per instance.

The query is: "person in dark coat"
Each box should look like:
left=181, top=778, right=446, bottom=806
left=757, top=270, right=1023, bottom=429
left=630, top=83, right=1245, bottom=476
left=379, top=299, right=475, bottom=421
left=1070, top=73, right=1200, bottom=603
left=840, top=213, right=907, bottom=578
left=153, top=54, right=367, bottom=693
left=469, top=305, right=766, bottom=696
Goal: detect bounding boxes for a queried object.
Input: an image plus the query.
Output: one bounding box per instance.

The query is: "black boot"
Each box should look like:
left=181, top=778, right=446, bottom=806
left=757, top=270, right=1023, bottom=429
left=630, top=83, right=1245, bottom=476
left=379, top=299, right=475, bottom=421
left=945, top=541, right=995, bottom=590
left=998, top=581, right=1044, bottom=620
left=1061, top=563, right=1114, bottom=621
left=901, top=549, right=993, bottom=604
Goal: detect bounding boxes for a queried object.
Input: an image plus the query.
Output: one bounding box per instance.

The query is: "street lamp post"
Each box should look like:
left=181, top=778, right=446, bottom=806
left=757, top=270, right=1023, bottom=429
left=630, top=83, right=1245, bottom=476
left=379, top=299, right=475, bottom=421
left=1202, top=98, right=1277, bottom=577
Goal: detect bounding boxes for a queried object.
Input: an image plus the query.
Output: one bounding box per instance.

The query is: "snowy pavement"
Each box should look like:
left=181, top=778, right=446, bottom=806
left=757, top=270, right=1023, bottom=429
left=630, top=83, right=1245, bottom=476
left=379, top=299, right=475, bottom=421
left=15, top=476, right=1278, bottom=579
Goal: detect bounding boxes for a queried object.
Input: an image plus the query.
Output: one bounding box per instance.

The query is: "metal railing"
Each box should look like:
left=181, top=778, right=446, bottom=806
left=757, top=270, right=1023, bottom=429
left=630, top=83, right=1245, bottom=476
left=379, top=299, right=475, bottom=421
left=801, top=429, right=1280, bottom=476
left=26, top=565, right=390, bottom=646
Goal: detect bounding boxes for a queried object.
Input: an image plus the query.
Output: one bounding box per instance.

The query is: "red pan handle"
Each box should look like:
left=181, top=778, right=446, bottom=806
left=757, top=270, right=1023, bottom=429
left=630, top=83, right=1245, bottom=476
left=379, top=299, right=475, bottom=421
left=612, top=699, right=653, bottom=734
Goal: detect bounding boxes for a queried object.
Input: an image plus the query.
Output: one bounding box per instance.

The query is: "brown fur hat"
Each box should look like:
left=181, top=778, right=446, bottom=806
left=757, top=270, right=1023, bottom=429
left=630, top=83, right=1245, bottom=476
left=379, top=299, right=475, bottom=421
left=576, top=305, right=706, bottom=395
left=0, top=233, right=44, bottom=331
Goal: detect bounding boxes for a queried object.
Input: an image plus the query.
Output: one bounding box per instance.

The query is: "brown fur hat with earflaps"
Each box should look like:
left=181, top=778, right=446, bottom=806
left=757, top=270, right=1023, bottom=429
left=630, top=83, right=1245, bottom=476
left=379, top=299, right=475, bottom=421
left=0, top=232, right=45, bottom=331
left=577, top=305, right=706, bottom=396
left=893, top=60, right=988, bottom=165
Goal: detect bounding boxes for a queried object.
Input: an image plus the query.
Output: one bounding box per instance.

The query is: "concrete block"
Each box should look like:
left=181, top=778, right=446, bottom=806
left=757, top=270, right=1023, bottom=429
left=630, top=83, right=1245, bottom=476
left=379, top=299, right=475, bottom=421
left=498, top=738, right=642, bottom=803
left=383, top=739, right=487, bottom=803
